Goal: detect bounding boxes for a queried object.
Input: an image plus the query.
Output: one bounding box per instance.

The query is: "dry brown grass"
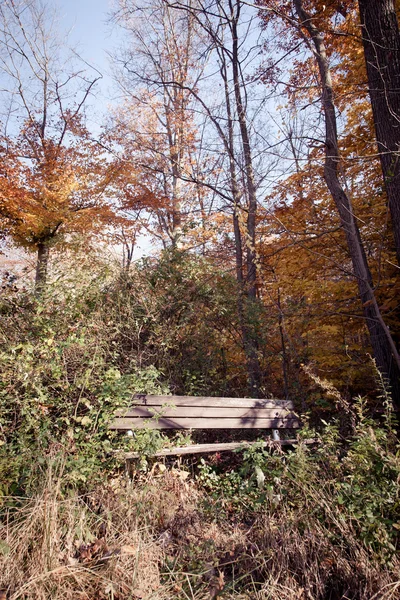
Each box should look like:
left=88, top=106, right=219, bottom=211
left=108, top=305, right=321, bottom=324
left=0, top=462, right=399, bottom=600
left=0, top=469, right=165, bottom=599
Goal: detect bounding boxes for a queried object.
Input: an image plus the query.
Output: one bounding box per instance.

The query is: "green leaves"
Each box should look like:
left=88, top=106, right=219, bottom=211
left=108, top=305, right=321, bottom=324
left=0, top=268, right=170, bottom=495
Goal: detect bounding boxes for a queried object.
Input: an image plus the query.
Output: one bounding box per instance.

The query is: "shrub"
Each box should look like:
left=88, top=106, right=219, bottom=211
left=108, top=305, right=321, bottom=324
left=0, top=258, right=169, bottom=495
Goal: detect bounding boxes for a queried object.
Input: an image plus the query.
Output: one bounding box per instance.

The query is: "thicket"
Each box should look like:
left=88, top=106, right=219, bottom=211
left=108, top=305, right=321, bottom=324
left=0, top=252, right=399, bottom=599
left=0, top=251, right=247, bottom=490
left=0, top=397, right=399, bottom=598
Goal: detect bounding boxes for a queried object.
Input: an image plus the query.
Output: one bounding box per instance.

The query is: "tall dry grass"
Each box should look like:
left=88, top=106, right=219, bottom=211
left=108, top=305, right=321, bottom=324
left=0, top=457, right=399, bottom=600
left=0, top=462, right=164, bottom=600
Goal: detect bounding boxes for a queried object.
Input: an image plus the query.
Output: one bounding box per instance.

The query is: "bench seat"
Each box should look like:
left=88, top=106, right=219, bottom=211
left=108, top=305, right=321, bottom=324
left=110, top=394, right=300, bottom=431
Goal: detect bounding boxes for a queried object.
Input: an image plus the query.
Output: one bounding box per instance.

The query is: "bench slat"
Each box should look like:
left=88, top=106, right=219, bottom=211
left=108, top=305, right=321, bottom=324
left=117, top=406, right=295, bottom=419
left=110, top=416, right=301, bottom=430
left=119, top=439, right=316, bottom=457
left=128, top=395, right=294, bottom=409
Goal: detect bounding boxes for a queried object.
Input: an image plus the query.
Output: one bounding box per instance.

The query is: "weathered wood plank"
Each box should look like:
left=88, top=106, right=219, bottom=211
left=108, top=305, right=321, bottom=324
left=110, top=416, right=301, bottom=430
left=127, top=395, right=293, bottom=409
left=118, top=438, right=317, bottom=457
left=118, top=406, right=296, bottom=419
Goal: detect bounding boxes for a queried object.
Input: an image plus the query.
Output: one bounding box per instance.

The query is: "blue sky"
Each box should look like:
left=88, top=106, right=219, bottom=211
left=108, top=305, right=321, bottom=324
left=58, top=0, right=114, bottom=67
left=57, top=0, right=120, bottom=120
left=55, top=1, right=154, bottom=259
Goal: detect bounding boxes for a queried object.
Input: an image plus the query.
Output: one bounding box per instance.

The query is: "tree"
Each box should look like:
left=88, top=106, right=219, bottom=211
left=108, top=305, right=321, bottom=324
left=358, top=0, right=400, bottom=267
left=111, top=0, right=206, bottom=248
left=258, top=152, right=394, bottom=403
left=113, top=0, right=273, bottom=396
left=257, top=0, right=400, bottom=406
left=0, top=0, right=120, bottom=293
left=161, top=0, right=277, bottom=396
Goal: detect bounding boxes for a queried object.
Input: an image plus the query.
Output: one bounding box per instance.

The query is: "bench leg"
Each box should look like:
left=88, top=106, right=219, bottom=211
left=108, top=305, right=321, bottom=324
left=272, top=429, right=280, bottom=441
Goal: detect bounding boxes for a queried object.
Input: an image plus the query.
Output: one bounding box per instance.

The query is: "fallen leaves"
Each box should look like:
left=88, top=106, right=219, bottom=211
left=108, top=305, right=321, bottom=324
left=75, top=538, right=107, bottom=564
left=208, top=570, right=225, bottom=599
left=73, top=539, right=137, bottom=566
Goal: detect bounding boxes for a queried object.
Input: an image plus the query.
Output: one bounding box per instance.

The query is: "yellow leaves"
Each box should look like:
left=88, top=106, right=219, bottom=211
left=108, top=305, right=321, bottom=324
left=314, top=324, right=341, bottom=336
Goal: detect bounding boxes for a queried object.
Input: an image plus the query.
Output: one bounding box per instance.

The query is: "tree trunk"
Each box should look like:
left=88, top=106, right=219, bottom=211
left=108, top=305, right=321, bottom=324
left=277, top=287, right=290, bottom=400
left=35, top=242, right=49, bottom=296
left=230, top=0, right=258, bottom=300
left=294, top=0, right=400, bottom=408
left=204, top=15, right=261, bottom=398
left=229, top=0, right=263, bottom=396
left=358, top=0, right=400, bottom=266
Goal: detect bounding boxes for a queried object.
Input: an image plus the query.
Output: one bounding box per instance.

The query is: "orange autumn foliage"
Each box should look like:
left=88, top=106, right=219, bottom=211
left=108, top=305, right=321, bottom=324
left=255, top=0, right=400, bottom=400
left=0, top=118, right=123, bottom=249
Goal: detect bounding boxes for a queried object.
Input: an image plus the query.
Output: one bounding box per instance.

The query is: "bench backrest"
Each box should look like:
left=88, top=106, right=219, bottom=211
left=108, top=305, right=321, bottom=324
left=110, top=395, right=300, bottom=430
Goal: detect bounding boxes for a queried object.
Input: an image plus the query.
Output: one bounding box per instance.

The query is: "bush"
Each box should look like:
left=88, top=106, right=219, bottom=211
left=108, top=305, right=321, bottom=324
left=196, top=400, right=400, bottom=566
left=0, top=247, right=249, bottom=495
left=0, top=257, right=169, bottom=494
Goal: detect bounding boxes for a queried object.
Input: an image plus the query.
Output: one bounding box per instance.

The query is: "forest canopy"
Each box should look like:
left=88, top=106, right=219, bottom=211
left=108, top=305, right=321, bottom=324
left=2, top=0, right=397, bottom=407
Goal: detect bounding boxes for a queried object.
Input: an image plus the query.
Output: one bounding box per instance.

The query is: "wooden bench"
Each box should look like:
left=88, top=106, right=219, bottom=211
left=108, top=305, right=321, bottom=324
left=110, top=394, right=302, bottom=456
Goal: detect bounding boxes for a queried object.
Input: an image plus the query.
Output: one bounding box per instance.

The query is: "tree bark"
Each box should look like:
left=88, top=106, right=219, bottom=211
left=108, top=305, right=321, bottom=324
left=230, top=0, right=258, bottom=300
left=358, top=0, right=400, bottom=266
left=35, top=241, right=49, bottom=296
left=277, top=287, right=290, bottom=400
left=229, top=0, right=263, bottom=396
left=294, top=0, right=400, bottom=408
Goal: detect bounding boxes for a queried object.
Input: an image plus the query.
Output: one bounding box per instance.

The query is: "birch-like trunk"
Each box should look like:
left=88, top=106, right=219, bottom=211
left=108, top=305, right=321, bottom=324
left=35, top=242, right=50, bottom=296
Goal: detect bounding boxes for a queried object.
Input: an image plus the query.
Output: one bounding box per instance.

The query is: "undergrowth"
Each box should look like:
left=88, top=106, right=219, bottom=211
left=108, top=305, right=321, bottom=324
left=0, top=400, right=399, bottom=599
left=0, top=256, right=399, bottom=598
